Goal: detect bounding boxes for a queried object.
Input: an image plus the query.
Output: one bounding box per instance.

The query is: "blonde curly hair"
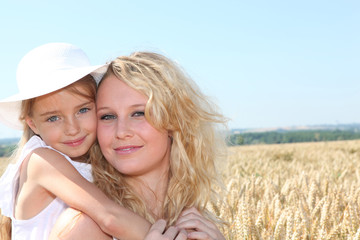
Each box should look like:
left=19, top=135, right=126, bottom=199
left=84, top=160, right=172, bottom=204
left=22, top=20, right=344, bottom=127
left=91, top=52, right=227, bottom=226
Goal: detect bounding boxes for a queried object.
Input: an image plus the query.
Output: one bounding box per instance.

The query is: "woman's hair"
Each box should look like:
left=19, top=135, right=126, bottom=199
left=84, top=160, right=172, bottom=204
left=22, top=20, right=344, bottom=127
left=0, top=75, right=97, bottom=239
left=91, top=52, right=227, bottom=225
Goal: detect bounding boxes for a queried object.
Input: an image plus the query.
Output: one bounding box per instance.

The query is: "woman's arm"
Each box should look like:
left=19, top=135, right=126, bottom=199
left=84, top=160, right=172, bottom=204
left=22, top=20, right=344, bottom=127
left=175, top=207, right=225, bottom=240
left=28, top=148, right=150, bottom=240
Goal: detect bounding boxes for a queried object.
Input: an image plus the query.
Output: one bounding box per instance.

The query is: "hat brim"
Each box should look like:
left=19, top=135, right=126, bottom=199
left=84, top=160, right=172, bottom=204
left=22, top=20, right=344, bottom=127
left=0, top=64, right=108, bottom=130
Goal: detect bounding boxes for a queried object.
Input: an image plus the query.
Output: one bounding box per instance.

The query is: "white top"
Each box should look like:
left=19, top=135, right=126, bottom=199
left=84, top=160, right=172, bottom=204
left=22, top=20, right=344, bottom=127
left=0, top=135, right=93, bottom=240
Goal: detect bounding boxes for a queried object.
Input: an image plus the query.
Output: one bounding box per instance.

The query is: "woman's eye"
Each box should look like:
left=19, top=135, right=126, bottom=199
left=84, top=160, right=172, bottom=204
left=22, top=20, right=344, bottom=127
left=100, top=114, right=116, bottom=120
left=79, top=107, right=90, bottom=114
left=132, top=111, right=145, bottom=117
left=47, top=116, right=59, bottom=122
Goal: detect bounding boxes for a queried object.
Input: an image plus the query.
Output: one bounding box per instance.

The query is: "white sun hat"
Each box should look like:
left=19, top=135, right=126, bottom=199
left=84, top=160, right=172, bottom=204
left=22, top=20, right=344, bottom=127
left=0, top=42, right=108, bottom=130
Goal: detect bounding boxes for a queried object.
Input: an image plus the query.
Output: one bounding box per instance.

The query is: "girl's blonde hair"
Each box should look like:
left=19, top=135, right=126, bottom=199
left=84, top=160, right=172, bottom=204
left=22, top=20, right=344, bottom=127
left=92, top=52, right=227, bottom=226
left=0, top=75, right=97, bottom=239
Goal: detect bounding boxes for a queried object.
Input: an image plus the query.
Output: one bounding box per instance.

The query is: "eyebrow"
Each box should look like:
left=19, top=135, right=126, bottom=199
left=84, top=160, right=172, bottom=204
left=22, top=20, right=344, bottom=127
left=39, top=101, right=94, bottom=117
left=39, top=110, right=59, bottom=117
left=97, top=103, right=146, bottom=112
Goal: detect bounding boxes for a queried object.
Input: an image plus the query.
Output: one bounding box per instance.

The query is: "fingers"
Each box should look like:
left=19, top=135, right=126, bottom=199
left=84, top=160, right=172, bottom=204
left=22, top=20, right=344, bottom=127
left=177, top=207, right=216, bottom=231
left=144, top=219, right=166, bottom=240
left=150, top=219, right=167, bottom=232
left=176, top=207, right=225, bottom=240
left=175, top=228, right=188, bottom=240
left=145, top=219, right=187, bottom=240
left=164, top=226, right=181, bottom=239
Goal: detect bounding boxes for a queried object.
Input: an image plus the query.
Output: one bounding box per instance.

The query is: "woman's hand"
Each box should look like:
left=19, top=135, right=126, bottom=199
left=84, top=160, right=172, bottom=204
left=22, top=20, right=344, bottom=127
left=145, top=219, right=187, bottom=240
left=176, top=207, right=225, bottom=240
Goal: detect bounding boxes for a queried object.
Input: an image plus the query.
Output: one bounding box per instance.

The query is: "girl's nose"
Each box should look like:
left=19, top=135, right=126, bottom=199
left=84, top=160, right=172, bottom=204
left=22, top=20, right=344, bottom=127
left=64, top=117, right=81, bottom=136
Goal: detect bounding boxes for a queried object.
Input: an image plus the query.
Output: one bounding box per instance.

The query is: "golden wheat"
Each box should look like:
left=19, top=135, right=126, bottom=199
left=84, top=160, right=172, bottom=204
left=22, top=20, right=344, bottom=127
left=0, top=157, right=11, bottom=176
left=213, top=140, right=360, bottom=239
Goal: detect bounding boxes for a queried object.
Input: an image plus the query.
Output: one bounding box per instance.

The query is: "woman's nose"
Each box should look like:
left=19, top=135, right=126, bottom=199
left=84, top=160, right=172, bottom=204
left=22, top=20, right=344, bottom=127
left=115, top=118, right=133, bottom=139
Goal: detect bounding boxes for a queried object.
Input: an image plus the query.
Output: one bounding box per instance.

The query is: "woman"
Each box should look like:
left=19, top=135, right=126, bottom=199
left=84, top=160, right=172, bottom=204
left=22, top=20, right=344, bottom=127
left=50, top=52, right=227, bottom=240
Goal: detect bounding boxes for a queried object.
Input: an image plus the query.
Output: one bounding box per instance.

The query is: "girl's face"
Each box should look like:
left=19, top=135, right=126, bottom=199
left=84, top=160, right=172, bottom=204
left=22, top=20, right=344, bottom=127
left=96, top=74, right=171, bottom=179
left=26, top=85, right=97, bottom=160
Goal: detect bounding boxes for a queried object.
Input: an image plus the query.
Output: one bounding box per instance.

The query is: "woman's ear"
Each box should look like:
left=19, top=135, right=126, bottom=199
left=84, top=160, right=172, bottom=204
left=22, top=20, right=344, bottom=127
left=25, top=117, right=39, bottom=135
left=168, top=132, right=173, bottom=144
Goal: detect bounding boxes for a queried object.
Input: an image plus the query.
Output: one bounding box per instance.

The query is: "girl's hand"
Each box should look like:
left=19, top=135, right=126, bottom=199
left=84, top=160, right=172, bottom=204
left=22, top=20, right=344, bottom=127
left=175, top=207, right=225, bottom=240
left=145, top=219, right=187, bottom=240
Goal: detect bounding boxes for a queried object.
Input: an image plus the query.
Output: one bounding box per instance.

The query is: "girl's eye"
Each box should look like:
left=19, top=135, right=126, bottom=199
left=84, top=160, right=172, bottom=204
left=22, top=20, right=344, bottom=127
left=79, top=107, right=90, bottom=114
left=132, top=111, right=145, bottom=117
left=47, top=116, right=59, bottom=122
left=100, top=114, right=116, bottom=120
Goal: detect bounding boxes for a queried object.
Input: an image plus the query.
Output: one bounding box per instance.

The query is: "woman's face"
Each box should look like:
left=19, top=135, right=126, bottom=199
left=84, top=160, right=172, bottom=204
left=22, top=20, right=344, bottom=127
left=96, top=73, right=171, bottom=179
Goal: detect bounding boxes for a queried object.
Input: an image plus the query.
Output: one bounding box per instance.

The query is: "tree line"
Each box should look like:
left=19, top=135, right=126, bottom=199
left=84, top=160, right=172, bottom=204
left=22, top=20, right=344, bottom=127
left=0, top=138, right=18, bottom=157
left=0, top=144, right=16, bottom=157
left=227, top=129, right=360, bottom=146
left=1, top=130, right=360, bottom=156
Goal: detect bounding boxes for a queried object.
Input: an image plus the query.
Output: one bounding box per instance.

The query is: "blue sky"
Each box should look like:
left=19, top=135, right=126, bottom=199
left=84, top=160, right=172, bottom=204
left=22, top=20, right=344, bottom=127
left=0, top=0, right=359, bottom=138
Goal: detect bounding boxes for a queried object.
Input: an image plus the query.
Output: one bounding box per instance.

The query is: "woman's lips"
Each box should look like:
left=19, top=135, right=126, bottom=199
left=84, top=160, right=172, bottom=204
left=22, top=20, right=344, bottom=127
left=114, top=145, right=143, bottom=155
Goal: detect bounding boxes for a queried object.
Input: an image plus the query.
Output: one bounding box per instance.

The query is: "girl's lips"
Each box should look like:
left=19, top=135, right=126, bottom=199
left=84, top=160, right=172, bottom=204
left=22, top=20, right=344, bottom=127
left=114, top=145, right=143, bottom=155
left=63, top=136, right=86, bottom=147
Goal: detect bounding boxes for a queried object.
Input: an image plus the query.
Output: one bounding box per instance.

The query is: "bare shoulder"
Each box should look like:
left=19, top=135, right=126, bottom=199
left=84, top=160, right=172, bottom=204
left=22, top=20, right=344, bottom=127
left=29, top=148, right=67, bottom=165
left=26, top=148, right=73, bottom=178
left=49, top=208, right=112, bottom=240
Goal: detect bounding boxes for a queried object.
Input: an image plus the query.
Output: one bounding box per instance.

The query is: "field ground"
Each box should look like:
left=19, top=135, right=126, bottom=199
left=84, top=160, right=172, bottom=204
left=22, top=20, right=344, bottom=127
left=1, top=140, right=360, bottom=239
left=217, top=140, right=360, bottom=239
left=0, top=157, right=12, bottom=176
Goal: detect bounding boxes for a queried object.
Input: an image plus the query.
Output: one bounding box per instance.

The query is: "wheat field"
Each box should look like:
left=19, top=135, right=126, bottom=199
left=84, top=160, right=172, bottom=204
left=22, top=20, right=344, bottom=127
left=0, top=157, right=11, bottom=176
left=1, top=140, right=360, bottom=239
left=216, top=140, right=360, bottom=239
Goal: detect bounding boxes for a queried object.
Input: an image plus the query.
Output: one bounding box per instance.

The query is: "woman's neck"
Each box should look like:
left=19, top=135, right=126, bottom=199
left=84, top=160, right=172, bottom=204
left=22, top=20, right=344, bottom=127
left=128, top=171, right=169, bottom=218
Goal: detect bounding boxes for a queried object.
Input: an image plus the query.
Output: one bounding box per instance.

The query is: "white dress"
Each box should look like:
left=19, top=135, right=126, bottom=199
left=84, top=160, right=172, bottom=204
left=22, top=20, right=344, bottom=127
left=0, top=135, right=93, bottom=240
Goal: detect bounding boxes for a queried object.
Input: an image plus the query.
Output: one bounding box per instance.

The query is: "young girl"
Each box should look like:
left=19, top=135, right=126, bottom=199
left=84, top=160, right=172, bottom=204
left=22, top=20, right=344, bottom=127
left=49, top=51, right=227, bottom=240
left=0, top=43, right=151, bottom=240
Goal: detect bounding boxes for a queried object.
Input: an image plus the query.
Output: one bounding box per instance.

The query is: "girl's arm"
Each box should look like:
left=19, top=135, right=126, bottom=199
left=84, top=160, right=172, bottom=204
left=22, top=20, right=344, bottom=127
left=50, top=210, right=187, bottom=240
left=28, top=148, right=151, bottom=240
left=49, top=208, right=112, bottom=240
